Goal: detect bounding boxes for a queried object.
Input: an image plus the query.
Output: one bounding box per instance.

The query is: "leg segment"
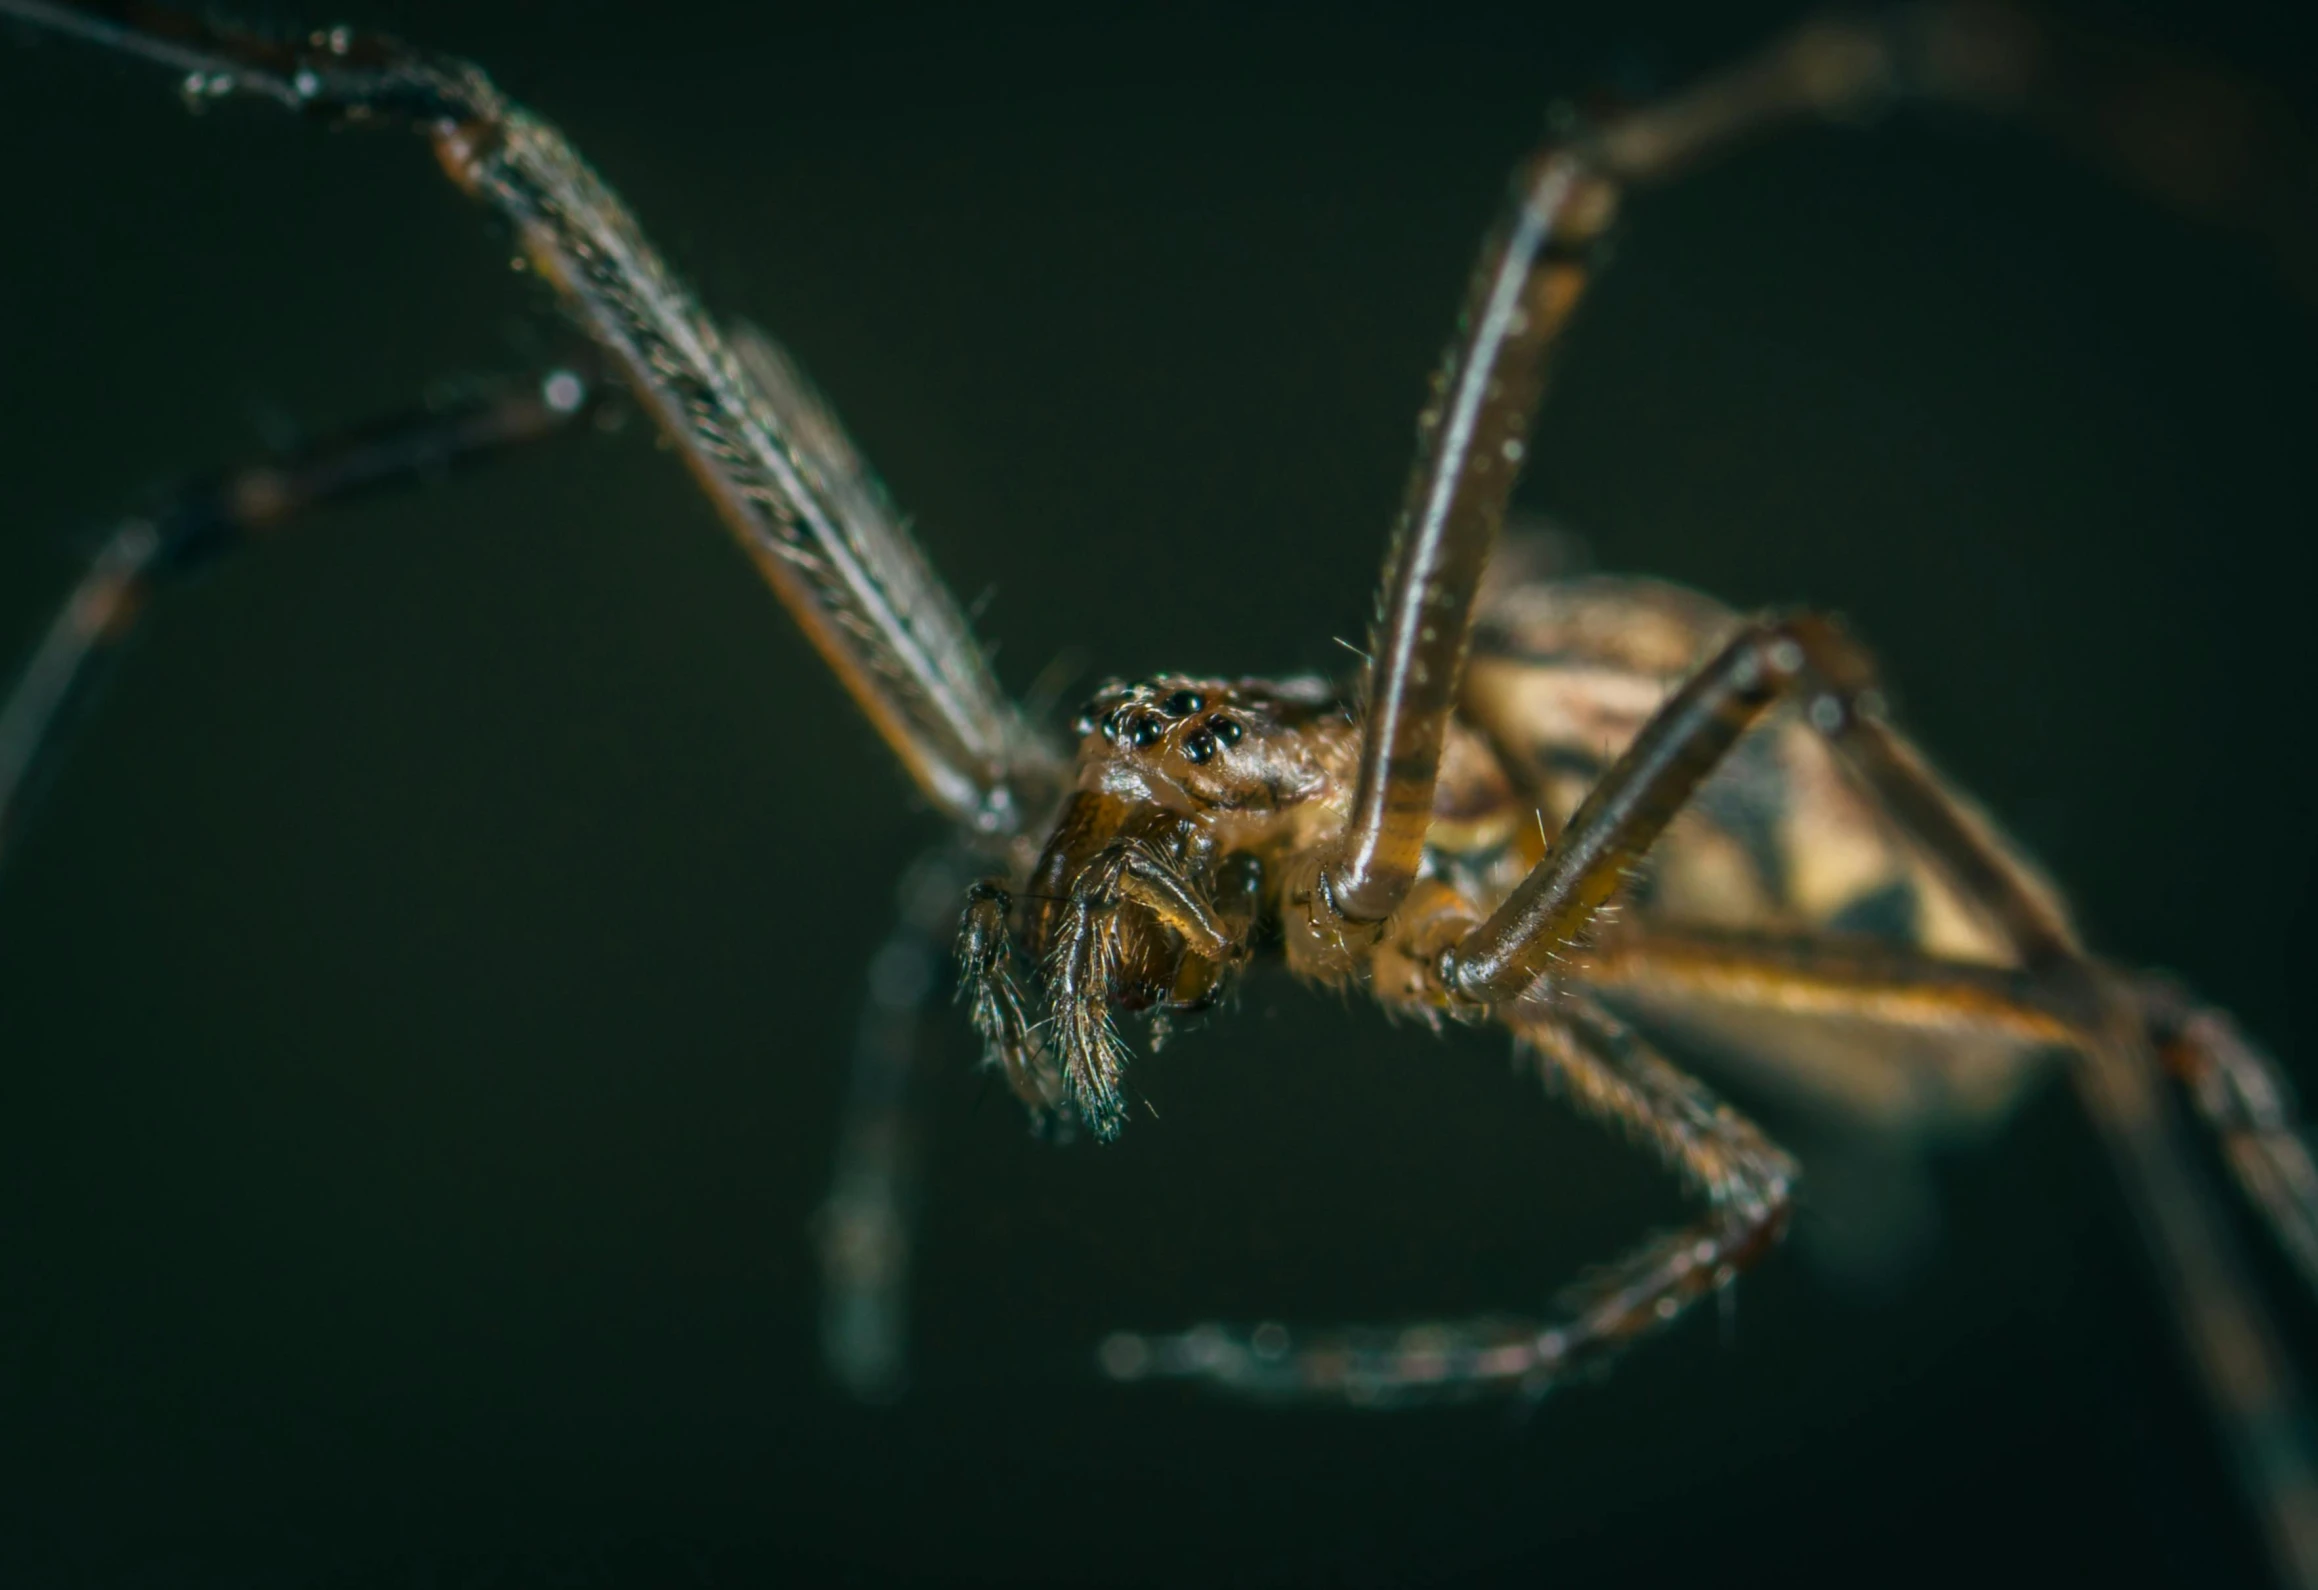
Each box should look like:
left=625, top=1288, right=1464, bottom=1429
left=1516, top=719, right=2318, bottom=1589
left=1, top=0, right=1050, bottom=833
left=1446, top=613, right=2073, bottom=1001
left=1319, top=0, right=2317, bottom=930
left=1321, top=152, right=1618, bottom=924
left=1447, top=616, right=1838, bottom=996
left=1517, top=1000, right=1799, bottom=1378
left=1432, top=603, right=2318, bottom=1583
left=1317, top=12, right=1910, bottom=927
left=1742, top=658, right=2318, bottom=1589
left=1578, top=925, right=2081, bottom=1053
left=0, top=364, right=599, bottom=869
left=2068, top=988, right=2318, bottom=1590
left=1099, top=995, right=1794, bottom=1404
left=2141, top=978, right=2318, bottom=1298
left=1583, top=930, right=2318, bottom=1300
left=816, top=852, right=975, bottom=1403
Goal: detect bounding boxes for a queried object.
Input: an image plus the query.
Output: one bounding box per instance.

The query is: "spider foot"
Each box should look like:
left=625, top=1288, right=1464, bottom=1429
left=1095, top=1316, right=1548, bottom=1406
left=1097, top=1199, right=1793, bottom=1409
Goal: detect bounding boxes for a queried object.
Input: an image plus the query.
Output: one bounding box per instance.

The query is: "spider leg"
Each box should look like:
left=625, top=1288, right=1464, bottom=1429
left=1313, top=150, right=1616, bottom=928
left=1580, top=926, right=2078, bottom=1050
left=815, top=851, right=979, bottom=1404
left=1581, top=926, right=2318, bottom=1291
left=1444, top=616, right=1869, bottom=1001
left=1778, top=655, right=2318, bottom=1590
left=1099, top=993, right=1795, bottom=1405
left=1437, top=610, right=2318, bottom=1587
left=1268, top=10, right=2318, bottom=1544
left=1317, top=0, right=2318, bottom=934
left=1577, top=924, right=2077, bottom=1125
left=2136, top=978, right=2318, bottom=1299
left=0, top=0, right=1057, bottom=834
left=0, top=363, right=599, bottom=870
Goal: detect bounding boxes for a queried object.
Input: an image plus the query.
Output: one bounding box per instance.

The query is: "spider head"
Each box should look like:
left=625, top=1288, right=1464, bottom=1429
left=958, top=673, right=1347, bottom=1139
left=1070, top=674, right=1340, bottom=817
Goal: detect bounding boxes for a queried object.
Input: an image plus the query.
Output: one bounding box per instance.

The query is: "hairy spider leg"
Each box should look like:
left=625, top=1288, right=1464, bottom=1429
left=1787, top=640, right=2318, bottom=1590
left=1315, top=13, right=1922, bottom=932
left=1579, top=926, right=2318, bottom=1301
left=1579, top=925, right=2082, bottom=1057
left=1265, top=8, right=2318, bottom=1576
left=1430, top=613, right=2318, bottom=1589
left=1443, top=619, right=1839, bottom=1000
left=1105, top=925, right=2318, bottom=1475
left=0, top=0, right=1054, bottom=834
left=1142, top=600, right=2318, bottom=1579
left=1319, top=0, right=2318, bottom=926
left=0, top=363, right=600, bottom=869
left=1318, top=151, right=1616, bottom=925
left=1103, top=994, right=1795, bottom=1404
left=1120, top=622, right=1837, bottom=1408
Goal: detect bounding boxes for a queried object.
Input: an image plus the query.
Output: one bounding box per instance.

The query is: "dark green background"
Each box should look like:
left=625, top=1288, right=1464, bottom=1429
left=2, top=1, right=2315, bottom=1585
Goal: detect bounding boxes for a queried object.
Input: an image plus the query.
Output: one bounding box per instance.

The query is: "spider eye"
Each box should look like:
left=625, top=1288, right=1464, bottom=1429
left=1128, top=714, right=1164, bottom=749
left=1182, top=727, right=1216, bottom=764
left=1161, top=689, right=1204, bottom=716
left=1207, top=715, right=1244, bottom=746
left=1101, top=709, right=1125, bottom=742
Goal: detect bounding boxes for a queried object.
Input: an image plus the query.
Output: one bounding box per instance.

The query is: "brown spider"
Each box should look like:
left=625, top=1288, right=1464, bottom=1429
left=4, top=2, right=2316, bottom=1584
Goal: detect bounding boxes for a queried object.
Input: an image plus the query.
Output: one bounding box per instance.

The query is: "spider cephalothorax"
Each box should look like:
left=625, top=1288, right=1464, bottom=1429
left=961, top=674, right=1350, bottom=1137
left=963, top=667, right=1550, bottom=1137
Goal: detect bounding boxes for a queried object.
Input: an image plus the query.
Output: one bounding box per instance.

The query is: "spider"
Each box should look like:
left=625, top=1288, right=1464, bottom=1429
left=4, top=2, right=2317, bottom=1585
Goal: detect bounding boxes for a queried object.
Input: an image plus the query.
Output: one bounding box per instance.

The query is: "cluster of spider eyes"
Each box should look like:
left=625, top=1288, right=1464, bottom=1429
left=1076, top=688, right=1246, bottom=765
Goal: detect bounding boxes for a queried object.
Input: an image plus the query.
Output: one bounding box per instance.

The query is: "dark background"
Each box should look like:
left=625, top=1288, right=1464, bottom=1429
left=2, top=1, right=2316, bottom=1585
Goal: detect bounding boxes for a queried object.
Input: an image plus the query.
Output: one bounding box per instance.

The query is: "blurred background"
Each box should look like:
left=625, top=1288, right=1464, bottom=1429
left=1, top=0, right=2315, bottom=1584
